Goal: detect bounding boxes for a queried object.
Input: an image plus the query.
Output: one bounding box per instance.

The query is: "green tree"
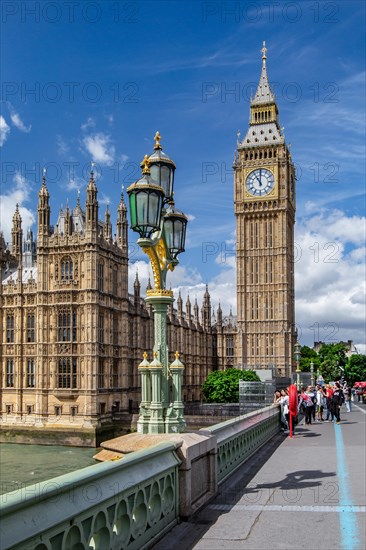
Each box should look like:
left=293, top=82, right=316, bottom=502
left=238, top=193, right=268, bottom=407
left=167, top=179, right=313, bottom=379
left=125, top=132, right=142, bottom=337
left=345, top=355, right=366, bottom=386
left=202, top=369, right=260, bottom=403
left=299, top=345, right=320, bottom=372
left=317, top=343, right=347, bottom=382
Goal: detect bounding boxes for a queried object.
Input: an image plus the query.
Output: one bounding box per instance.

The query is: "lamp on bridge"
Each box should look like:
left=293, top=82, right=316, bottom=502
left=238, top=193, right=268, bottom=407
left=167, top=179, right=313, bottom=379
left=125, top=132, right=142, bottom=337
left=310, top=361, right=314, bottom=387
left=127, top=132, right=188, bottom=434
left=294, top=341, right=301, bottom=390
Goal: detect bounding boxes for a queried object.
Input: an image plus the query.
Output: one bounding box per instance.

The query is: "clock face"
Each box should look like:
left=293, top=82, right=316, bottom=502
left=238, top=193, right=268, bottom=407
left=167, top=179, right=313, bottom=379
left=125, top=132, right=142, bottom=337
left=246, top=169, right=275, bottom=197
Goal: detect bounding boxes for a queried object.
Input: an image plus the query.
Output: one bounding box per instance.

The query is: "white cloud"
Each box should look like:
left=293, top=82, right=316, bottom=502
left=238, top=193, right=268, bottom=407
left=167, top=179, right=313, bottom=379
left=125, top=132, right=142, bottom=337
left=132, top=206, right=366, bottom=351
left=98, top=193, right=111, bottom=206
left=128, top=260, right=153, bottom=293
left=10, top=111, right=31, bottom=133
left=295, top=207, right=366, bottom=348
left=56, top=135, right=70, bottom=156
left=81, top=117, right=95, bottom=131
left=66, top=178, right=83, bottom=192
left=83, top=133, right=115, bottom=166
left=0, top=116, right=10, bottom=146
left=0, top=172, right=34, bottom=241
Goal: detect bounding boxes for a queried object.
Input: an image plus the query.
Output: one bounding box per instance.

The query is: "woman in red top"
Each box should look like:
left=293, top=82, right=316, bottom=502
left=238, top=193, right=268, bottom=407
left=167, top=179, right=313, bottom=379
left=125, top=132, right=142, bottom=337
left=325, top=384, right=334, bottom=422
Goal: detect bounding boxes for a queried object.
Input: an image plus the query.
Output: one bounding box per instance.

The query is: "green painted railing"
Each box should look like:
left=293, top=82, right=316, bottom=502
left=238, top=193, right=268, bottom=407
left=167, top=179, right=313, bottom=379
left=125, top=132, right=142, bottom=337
left=0, top=442, right=181, bottom=550
left=0, top=405, right=281, bottom=549
left=201, top=404, right=281, bottom=483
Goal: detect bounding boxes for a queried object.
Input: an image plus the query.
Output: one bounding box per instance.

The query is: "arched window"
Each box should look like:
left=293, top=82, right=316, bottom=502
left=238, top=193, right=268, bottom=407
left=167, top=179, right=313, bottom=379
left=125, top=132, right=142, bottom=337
left=27, top=313, right=35, bottom=342
left=57, top=357, right=77, bottom=389
left=57, top=309, right=77, bottom=342
left=97, top=262, right=104, bottom=291
left=61, top=258, right=73, bottom=281
left=6, top=314, right=14, bottom=343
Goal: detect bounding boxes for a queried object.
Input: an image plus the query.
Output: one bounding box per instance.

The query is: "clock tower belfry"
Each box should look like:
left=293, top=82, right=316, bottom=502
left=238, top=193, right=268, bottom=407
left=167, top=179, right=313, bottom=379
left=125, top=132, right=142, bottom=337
left=234, top=42, right=296, bottom=377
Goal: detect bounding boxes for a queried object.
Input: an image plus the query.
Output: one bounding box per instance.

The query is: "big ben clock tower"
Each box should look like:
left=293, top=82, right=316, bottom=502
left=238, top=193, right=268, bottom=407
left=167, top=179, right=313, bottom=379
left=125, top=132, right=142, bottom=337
left=234, top=42, right=296, bottom=377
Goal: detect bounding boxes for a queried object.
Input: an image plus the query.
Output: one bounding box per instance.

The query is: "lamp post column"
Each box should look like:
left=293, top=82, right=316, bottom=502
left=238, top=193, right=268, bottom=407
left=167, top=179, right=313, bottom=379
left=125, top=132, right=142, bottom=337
left=310, top=361, right=314, bottom=387
left=294, top=341, right=301, bottom=390
left=146, top=291, right=174, bottom=410
left=137, top=353, right=151, bottom=434
left=166, top=352, right=186, bottom=432
left=148, top=354, right=165, bottom=434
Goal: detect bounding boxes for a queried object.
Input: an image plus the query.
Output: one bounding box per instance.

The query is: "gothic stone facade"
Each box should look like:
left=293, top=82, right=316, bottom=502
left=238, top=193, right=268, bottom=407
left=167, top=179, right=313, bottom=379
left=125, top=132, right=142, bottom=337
left=0, top=46, right=297, bottom=443
left=0, top=173, right=214, bottom=443
left=234, top=44, right=296, bottom=376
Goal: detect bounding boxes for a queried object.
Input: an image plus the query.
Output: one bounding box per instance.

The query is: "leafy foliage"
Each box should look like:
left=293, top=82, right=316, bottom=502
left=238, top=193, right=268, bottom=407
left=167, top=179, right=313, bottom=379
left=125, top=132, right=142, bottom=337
left=202, top=368, right=260, bottom=403
left=317, top=343, right=347, bottom=382
left=345, top=354, right=366, bottom=386
left=300, top=343, right=366, bottom=384
left=299, top=346, right=320, bottom=372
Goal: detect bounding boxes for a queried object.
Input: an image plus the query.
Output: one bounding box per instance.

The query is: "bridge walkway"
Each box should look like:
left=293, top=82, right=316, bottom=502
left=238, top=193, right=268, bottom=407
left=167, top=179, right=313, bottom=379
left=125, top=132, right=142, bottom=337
left=154, top=402, right=366, bottom=550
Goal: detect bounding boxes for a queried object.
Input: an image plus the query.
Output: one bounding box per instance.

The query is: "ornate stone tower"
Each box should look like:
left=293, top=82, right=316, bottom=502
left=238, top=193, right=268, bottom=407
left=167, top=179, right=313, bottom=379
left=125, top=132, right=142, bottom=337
left=234, top=42, right=296, bottom=377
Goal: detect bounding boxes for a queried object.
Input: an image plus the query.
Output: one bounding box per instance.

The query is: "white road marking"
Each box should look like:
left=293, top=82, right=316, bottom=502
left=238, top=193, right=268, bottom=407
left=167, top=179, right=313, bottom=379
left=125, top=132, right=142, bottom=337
left=353, top=403, right=366, bottom=414
left=208, top=503, right=366, bottom=513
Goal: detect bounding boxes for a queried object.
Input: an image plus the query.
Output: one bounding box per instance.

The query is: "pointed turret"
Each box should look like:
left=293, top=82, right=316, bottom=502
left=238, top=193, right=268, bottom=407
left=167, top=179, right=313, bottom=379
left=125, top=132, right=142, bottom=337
left=104, top=204, right=112, bottom=243
left=64, top=203, right=72, bottom=236
left=240, top=42, right=284, bottom=148
left=37, top=169, right=50, bottom=238
left=146, top=277, right=152, bottom=292
left=251, top=41, right=275, bottom=106
left=134, top=271, right=140, bottom=306
left=216, top=302, right=222, bottom=326
left=85, top=163, right=98, bottom=234
left=11, top=204, right=23, bottom=263
left=201, top=284, right=211, bottom=329
left=23, top=228, right=36, bottom=268
left=177, top=290, right=183, bottom=321
left=185, top=294, right=191, bottom=323
left=117, top=189, right=128, bottom=251
left=193, top=298, right=199, bottom=325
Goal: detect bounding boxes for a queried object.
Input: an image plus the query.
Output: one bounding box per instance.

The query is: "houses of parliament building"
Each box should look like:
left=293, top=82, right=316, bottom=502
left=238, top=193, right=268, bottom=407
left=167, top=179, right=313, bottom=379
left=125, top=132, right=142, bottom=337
left=0, top=44, right=296, bottom=445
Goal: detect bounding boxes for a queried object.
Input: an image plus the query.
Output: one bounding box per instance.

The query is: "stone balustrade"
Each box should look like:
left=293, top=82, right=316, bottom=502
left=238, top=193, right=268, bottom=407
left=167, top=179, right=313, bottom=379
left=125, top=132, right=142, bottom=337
left=0, top=405, right=280, bottom=549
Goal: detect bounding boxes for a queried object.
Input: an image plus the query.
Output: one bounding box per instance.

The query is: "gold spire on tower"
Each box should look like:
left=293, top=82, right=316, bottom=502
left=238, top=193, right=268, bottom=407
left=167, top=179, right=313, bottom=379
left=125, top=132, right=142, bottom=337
left=154, top=131, right=162, bottom=150
left=261, top=40, right=267, bottom=65
left=141, top=155, right=151, bottom=175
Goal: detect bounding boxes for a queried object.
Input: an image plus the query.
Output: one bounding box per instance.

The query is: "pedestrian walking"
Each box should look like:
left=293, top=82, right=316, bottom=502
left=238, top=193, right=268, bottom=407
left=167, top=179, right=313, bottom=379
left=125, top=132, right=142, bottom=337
left=279, top=389, right=290, bottom=433
left=344, top=384, right=352, bottom=412
left=316, top=385, right=324, bottom=422
left=325, top=384, right=334, bottom=421
left=303, top=386, right=315, bottom=425
left=331, top=382, right=344, bottom=423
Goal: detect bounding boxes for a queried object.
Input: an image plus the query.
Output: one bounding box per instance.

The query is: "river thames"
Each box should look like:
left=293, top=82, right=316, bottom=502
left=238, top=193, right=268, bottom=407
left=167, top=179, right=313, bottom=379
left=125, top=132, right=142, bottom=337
left=0, top=443, right=97, bottom=495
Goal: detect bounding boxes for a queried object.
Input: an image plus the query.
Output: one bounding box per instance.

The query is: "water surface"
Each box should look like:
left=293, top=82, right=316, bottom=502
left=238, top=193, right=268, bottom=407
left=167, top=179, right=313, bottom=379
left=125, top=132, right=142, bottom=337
left=0, top=443, right=97, bottom=495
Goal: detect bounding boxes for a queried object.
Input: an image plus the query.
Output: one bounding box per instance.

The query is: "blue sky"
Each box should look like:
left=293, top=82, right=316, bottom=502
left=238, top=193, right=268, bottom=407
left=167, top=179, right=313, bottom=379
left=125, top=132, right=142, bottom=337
left=1, top=0, right=365, bottom=351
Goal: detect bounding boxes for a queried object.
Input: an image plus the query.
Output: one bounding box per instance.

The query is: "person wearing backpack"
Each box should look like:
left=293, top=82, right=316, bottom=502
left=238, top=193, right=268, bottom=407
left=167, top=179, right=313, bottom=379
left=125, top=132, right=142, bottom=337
left=331, top=382, right=344, bottom=424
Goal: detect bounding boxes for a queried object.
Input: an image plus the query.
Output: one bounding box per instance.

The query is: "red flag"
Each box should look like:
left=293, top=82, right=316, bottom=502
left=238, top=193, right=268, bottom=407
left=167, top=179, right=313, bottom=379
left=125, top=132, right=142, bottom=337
left=288, top=384, right=298, bottom=439
left=288, top=384, right=298, bottom=417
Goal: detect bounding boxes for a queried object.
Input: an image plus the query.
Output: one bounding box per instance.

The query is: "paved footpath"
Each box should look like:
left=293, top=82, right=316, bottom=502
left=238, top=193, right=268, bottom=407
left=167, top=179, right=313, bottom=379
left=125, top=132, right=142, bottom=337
left=154, top=402, right=366, bottom=550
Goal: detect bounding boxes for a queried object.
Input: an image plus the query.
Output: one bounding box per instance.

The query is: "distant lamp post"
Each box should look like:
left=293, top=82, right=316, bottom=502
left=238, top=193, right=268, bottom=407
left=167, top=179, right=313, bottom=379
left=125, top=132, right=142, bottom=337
left=294, top=341, right=302, bottom=390
left=310, top=361, right=314, bottom=387
left=127, top=132, right=188, bottom=434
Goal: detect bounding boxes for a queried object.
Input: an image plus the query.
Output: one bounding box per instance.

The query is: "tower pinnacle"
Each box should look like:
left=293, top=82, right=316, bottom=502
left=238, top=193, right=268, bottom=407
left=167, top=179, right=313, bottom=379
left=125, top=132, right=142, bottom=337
left=252, top=41, right=274, bottom=106
left=261, top=41, right=267, bottom=65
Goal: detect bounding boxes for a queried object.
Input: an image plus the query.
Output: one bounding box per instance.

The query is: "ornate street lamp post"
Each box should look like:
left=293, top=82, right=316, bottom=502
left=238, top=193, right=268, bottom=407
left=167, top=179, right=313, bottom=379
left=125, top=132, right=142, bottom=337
left=310, top=361, right=314, bottom=387
left=294, top=341, right=301, bottom=390
left=127, top=132, right=188, bottom=434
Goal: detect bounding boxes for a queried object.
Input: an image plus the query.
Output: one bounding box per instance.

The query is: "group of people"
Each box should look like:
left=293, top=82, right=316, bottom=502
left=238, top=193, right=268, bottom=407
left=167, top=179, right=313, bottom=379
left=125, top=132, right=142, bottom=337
left=274, top=381, right=353, bottom=434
